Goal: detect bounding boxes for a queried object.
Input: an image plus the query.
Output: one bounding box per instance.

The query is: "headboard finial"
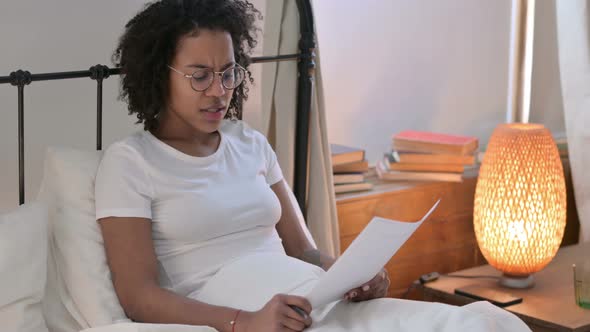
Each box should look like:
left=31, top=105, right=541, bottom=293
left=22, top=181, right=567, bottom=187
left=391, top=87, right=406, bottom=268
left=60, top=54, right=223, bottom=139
left=90, top=65, right=111, bottom=81
left=9, top=70, right=32, bottom=87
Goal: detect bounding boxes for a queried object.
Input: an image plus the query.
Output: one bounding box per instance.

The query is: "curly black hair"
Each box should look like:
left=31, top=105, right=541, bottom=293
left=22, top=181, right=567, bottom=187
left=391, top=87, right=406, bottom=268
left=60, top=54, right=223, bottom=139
left=113, top=0, right=261, bottom=131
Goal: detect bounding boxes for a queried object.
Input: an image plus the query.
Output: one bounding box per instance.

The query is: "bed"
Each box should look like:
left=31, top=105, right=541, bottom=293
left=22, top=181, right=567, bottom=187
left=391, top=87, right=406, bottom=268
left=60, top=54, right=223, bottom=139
left=0, top=1, right=532, bottom=331
left=0, top=1, right=316, bottom=331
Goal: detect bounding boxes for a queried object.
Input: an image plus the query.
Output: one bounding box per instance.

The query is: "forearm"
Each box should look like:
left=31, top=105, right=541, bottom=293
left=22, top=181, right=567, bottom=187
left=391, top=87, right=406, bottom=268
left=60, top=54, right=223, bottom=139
left=124, top=284, right=241, bottom=332
left=295, top=248, right=336, bottom=271
left=272, top=180, right=336, bottom=272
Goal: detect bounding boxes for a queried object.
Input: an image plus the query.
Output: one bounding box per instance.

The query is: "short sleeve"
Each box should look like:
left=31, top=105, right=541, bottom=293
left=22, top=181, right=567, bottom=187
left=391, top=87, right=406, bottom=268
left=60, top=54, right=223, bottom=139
left=261, top=137, right=284, bottom=185
left=95, top=143, right=153, bottom=220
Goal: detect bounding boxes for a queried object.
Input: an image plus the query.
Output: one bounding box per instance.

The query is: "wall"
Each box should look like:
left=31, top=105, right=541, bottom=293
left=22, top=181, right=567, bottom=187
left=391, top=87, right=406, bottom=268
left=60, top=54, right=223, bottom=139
left=313, top=0, right=566, bottom=164
left=0, top=0, right=566, bottom=210
left=530, top=0, right=565, bottom=137
left=0, top=0, right=266, bottom=211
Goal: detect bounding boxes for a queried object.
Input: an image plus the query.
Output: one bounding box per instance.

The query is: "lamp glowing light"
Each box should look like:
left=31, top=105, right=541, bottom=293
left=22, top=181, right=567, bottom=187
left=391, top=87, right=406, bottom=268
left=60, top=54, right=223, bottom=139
left=474, top=123, right=566, bottom=288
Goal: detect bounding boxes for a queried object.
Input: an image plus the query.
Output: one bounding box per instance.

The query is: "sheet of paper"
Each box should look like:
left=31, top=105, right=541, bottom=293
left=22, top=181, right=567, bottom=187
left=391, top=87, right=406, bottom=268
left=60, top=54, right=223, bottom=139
left=306, top=200, right=440, bottom=309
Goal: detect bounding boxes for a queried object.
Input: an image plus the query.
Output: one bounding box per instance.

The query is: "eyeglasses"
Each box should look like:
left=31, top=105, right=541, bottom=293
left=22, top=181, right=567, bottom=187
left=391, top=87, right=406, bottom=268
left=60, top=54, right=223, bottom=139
left=168, top=64, right=247, bottom=92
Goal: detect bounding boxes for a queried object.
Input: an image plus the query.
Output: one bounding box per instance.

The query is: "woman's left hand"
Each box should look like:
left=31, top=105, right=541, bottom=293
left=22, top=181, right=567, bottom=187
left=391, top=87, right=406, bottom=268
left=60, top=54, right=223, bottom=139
left=343, top=268, right=390, bottom=302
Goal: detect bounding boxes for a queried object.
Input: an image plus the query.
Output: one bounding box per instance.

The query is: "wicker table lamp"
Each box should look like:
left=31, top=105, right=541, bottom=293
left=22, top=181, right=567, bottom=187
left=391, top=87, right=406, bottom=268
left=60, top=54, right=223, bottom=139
left=474, top=123, right=567, bottom=288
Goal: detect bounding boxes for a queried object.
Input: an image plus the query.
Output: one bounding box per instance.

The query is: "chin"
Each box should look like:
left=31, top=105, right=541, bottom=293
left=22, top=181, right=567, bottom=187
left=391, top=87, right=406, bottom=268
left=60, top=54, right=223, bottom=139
left=197, top=118, right=225, bottom=133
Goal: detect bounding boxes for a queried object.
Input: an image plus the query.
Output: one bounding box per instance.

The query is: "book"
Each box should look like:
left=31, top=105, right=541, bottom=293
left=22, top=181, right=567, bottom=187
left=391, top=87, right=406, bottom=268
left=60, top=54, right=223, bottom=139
left=333, top=160, right=369, bottom=174
left=392, top=151, right=476, bottom=165
left=388, top=161, right=465, bottom=173
left=376, top=159, right=463, bottom=182
left=554, top=136, right=568, bottom=158
left=392, top=130, right=478, bottom=155
left=333, top=173, right=365, bottom=185
left=387, top=152, right=465, bottom=173
left=331, top=144, right=365, bottom=166
left=334, top=182, right=373, bottom=194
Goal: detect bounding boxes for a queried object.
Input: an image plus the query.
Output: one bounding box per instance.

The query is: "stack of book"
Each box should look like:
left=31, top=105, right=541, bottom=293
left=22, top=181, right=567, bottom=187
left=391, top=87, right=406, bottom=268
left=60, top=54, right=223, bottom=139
left=376, top=130, right=479, bottom=182
left=554, top=136, right=569, bottom=158
left=331, top=144, right=373, bottom=194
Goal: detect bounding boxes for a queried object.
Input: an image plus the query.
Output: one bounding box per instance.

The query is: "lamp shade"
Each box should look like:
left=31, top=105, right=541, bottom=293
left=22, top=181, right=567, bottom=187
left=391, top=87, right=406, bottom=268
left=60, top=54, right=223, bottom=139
left=474, top=123, right=566, bottom=287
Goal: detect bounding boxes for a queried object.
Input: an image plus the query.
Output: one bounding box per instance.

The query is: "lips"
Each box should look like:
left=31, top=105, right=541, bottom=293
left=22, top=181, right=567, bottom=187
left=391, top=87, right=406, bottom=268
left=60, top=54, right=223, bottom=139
left=200, top=104, right=226, bottom=121
left=200, top=104, right=226, bottom=113
left=202, top=107, right=224, bottom=113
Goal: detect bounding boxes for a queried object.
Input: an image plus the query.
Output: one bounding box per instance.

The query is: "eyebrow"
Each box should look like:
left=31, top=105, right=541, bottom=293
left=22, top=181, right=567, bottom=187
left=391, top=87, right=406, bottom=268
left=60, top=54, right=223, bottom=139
left=186, top=61, right=236, bottom=71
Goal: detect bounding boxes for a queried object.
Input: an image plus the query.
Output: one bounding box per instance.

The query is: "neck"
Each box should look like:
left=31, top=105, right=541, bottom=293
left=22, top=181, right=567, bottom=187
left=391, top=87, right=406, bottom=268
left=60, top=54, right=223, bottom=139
left=154, top=110, right=218, bottom=145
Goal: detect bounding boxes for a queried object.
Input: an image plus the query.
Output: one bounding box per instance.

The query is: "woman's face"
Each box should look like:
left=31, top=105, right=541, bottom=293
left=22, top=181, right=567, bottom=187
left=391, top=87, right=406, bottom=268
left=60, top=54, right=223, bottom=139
left=166, top=29, right=236, bottom=135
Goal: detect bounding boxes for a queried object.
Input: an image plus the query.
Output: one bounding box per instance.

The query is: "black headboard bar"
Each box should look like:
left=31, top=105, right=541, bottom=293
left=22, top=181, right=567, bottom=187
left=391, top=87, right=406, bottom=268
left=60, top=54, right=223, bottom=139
left=294, top=0, right=315, bottom=216
left=0, top=53, right=301, bottom=84
left=7, top=70, right=33, bottom=205
left=18, top=84, right=25, bottom=204
left=251, top=54, right=301, bottom=63
left=1, top=68, right=122, bottom=84
left=16, top=76, right=30, bottom=205
left=1, top=48, right=315, bottom=207
left=90, top=65, right=112, bottom=151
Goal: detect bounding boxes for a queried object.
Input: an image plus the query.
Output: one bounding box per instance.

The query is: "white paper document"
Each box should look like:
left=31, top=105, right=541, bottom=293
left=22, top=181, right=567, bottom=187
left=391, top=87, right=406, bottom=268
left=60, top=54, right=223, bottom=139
left=306, top=200, right=440, bottom=309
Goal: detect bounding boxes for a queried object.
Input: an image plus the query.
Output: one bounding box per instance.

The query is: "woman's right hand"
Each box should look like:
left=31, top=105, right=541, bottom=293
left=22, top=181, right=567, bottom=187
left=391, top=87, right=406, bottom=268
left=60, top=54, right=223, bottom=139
left=239, top=294, right=312, bottom=332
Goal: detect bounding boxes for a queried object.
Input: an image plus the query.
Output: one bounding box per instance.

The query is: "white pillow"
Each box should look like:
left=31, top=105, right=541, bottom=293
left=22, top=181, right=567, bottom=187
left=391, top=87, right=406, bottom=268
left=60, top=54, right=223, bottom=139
left=0, top=202, right=50, bottom=332
left=37, top=147, right=130, bottom=332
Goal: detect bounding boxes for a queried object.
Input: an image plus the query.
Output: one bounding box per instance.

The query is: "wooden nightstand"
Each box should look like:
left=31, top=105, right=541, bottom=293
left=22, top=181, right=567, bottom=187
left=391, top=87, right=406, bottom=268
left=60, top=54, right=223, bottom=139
left=336, top=168, right=486, bottom=298
left=335, top=157, right=580, bottom=299
left=421, top=242, right=590, bottom=332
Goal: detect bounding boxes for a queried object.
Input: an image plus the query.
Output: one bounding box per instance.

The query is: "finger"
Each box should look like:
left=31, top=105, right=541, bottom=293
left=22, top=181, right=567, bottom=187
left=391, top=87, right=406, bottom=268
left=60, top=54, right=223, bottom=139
left=358, top=272, right=384, bottom=293
left=360, top=279, right=378, bottom=293
left=384, top=277, right=391, bottom=292
left=284, top=295, right=312, bottom=315
left=375, top=280, right=391, bottom=297
left=352, top=288, right=374, bottom=302
left=368, top=279, right=390, bottom=299
left=343, top=287, right=361, bottom=301
left=346, top=270, right=387, bottom=300
left=281, top=316, right=307, bottom=331
left=374, top=270, right=387, bottom=284
left=285, top=306, right=312, bottom=326
left=363, top=276, right=384, bottom=293
left=378, top=279, right=390, bottom=297
left=354, top=281, right=388, bottom=302
left=353, top=282, right=377, bottom=300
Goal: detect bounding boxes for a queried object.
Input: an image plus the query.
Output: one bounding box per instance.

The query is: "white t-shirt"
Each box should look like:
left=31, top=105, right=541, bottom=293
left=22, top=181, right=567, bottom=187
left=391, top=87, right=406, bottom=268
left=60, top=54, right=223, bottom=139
left=95, top=120, right=287, bottom=296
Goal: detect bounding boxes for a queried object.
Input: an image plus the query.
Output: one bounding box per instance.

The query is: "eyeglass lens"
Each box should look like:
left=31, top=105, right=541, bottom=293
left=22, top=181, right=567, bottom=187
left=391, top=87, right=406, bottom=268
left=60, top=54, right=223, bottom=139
left=190, top=67, right=245, bottom=91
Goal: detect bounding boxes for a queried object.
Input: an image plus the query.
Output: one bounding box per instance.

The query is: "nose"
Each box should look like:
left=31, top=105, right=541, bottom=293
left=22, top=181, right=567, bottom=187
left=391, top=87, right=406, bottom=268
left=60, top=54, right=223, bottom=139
left=205, top=73, right=226, bottom=97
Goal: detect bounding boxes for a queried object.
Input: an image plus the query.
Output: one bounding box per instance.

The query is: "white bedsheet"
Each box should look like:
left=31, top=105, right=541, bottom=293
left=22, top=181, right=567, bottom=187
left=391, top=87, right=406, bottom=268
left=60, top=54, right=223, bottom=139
left=81, top=253, right=530, bottom=332
left=80, top=300, right=529, bottom=332
left=81, top=323, right=214, bottom=332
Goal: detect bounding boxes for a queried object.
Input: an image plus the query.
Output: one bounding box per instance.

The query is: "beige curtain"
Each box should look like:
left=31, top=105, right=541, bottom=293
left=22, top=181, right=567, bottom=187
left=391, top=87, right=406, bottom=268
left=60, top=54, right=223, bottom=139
left=306, top=47, right=340, bottom=257
left=555, top=0, right=590, bottom=243
left=262, top=0, right=340, bottom=256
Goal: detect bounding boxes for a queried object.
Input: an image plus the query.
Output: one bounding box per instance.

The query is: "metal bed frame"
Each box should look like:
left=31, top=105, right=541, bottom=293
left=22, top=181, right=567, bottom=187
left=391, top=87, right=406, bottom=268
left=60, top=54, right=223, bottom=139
left=0, top=0, right=315, bottom=216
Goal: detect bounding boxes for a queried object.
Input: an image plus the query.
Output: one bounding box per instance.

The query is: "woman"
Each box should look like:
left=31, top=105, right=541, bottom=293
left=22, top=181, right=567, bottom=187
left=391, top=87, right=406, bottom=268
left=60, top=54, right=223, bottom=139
left=96, top=1, right=529, bottom=331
